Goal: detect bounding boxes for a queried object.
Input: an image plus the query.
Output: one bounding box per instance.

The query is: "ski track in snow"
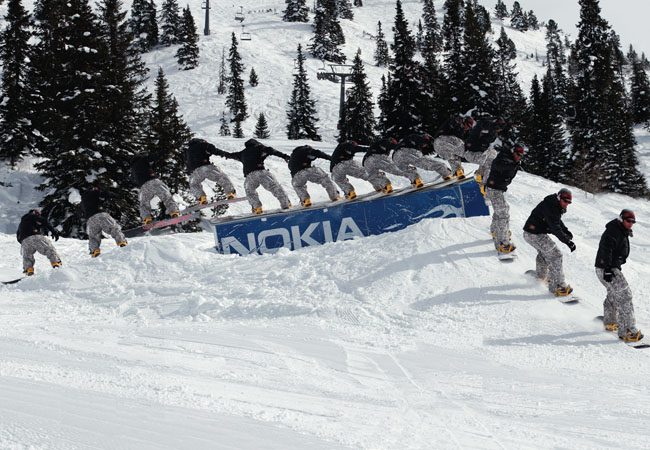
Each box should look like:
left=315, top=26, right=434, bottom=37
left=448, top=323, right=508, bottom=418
left=2, top=0, right=650, bottom=449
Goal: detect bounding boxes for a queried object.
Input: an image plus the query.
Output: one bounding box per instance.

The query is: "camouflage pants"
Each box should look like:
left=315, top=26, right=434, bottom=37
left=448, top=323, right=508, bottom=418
left=331, top=160, right=373, bottom=196
left=393, top=147, right=451, bottom=178
left=87, top=212, right=126, bottom=253
left=595, top=267, right=637, bottom=336
left=364, top=154, right=417, bottom=189
left=21, top=234, right=61, bottom=271
left=138, top=179, right=179, bottom=220
left=465, top=148, right=497, bottom=180
left=244, top=169, right=291, bottom=211
left=486, top=188, right=510, bottom=246
left=433, top=135, right=465, bottom=173
left=523, top=231, right=566, bottom=291
left=291, top=167, right=339, bottom=203
left=189, top=164, right=235, bottom=199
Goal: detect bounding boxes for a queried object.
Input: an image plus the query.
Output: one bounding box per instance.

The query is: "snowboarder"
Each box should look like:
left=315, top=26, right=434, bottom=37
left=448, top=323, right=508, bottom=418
left=215, top=138, right=292, bottom=214
left=130, top=151, right=180, bottom=225
left=16, top=209, right=62, bottom=276
left=523, top=188, right=576, bottom=296
left=393, top=133, right=454, bottom=187
left=433, top=115, right=474, bottom=180
left=464, top=117, right=505, bottom=194
left=595, top=209, right=643, bottom=342
left=185, top=138, right=237, bottom=205
left=362, top=137, right=416, bottom=193
left=486, top=144, right=524, bottom=254
left=80, top=187, right=128, bottom=258
left=330, top=140, right=373, bottom=200
left=289, top=145, right=340, bottom=207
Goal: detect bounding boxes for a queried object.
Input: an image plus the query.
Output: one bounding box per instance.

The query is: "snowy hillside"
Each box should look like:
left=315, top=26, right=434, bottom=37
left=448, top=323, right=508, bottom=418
left=3, top=1, right=650, bottom=449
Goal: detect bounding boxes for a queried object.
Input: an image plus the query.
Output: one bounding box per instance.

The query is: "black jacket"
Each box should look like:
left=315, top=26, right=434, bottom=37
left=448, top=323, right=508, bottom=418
left=330, top=141, right=368, bottom=171
left=16, top=212, right=56, bottom=243
left=435, top=115, right=466, bottom=140
left=80, top=188, right=118, bottom=219
left=465, top=119, right=500, bottom=153
left=218, top=139, right=290, bottom=176
left=130, top=151, right=166, bottom=188
left=362, top=137, right=399, bottom=165
left=523, top=194, right=572, bottom=244
left=396, top=134, right=435, bottom=156
left=185, top=138, right=228, bottom=173
left=485, top=150, right=520, bottom=192
left=595, top=219, right=631, bottom=270
left=288, top=145, right=331, bottom=177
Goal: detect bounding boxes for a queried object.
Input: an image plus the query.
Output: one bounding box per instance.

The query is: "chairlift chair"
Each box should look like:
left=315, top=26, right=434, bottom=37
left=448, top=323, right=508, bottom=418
left=240, top=24, right=251, bottom=41
left=235, top=5, right=244, bottom=22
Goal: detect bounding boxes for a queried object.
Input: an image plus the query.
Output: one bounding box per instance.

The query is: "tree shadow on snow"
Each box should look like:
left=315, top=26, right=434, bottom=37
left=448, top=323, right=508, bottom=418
left=411, top=284, right=547, bottom=311
left=484, top=332, right=621, bottom=348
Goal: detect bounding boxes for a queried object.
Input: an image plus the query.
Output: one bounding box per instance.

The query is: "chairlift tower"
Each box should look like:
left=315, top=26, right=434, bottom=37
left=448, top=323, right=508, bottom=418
left=316, top=63, right=354, bottom=129
left=202, top=0, right=210, bottom=35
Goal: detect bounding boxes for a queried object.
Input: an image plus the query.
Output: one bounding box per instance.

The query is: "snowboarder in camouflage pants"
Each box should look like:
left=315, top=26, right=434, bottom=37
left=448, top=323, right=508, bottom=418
left=16, top=209, right=62, bottom=276
left=130, top=150, right=180, bottom=225
left=289, top=145, right=339, bottom=207
left=362, top=137, right=415, bottom=193
left=433, top=115, right=473, bottom=180
left=185, top=138, right=236, bottom=205
left=523, top=188, right=576, bottom=296
left=595, top=209, right=643, bottom=342
left=394, top=133, right=453, bottom=187
left=80, top=187, right=127, bottom=257
left=330, top=141, right=373, bottom=200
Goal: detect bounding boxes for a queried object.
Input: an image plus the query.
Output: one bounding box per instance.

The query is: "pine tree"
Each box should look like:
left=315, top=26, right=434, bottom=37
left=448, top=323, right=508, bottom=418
left=282, top=0, right=309, bottom=23
left=353, top=0, right=362, bottom=6
left=337, top=0, right=353, bottom=20
left=441, top=0, right=464, bottom=115
left=249, top=67, right=259, bottom=86
left=0, top=0, right=35, bottom=168
left=286, top=44, right=321, bottom=140
left=494, top=0, right=508, bottom=20
left=526, top=10, right=539, bottom=30
left=545, top=19, right=568, bottom=115
left=494, top=26, right=527, bottom=126
left=421, top=0, right=442, bottom=54
left=384, top=0, right=422, bottom=137
left=339, top=49, right=375, bottom=143
left=129, top=0, right=158, bottom=52
left=420, top=0, right=445, bottom=131
left=442, top=0, right=463, bottom=52
left=176, top=6, right=199, bottom=70
left=376, top=74, right=390, bottom=134
left=232, top=120, right=244, bottom=138
left=510, top=1, right=527, bottom=31
left=159, top=0, right=182, bottom=46
left=374, top=21, right=390, bottom=67
left=219, top=111, right=231, bottom=136
left=226, top=32, right=248, bottom=124
left=217, top=47, right=227, bottom=94
left=310, top=0, right=346, bottom=63
left=146, top=67, right=192, bottom=217
left=254, top=113, right=271, bottom=139
left=628, top=48, right=650, bottom=124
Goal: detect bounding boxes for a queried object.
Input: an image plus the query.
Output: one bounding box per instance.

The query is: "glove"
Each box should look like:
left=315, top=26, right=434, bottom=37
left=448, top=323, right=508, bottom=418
left=566, top=241, right=576, bottom=252
left=566, top=231, right=573, bottom=240
left=603, top=269, right=614, bottom=283
left=52, top=231, right=60, bottom=241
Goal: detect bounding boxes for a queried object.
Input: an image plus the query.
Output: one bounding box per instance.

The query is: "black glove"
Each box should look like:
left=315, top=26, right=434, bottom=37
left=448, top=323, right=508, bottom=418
left=603, top=269, right=614, bottom=283
left=52, top=231, right=60, bottom=241
left=566, top=241, right=576, bottom=252
left=566, top=231, right=573, bottom=240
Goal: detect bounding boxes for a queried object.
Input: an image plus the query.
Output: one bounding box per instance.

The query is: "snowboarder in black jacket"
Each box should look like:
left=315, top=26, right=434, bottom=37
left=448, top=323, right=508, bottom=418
left=523, top=188, right=576, bottom=296
left=486, top=144, right=524, bottom=254
left=329, top=141, right=372, bottom=200
left=215, top=139, right=291, bottom=214
left=130, top=151, right=180, bottom=225
left=433, top=115, right=473, bottom=180
left=289, top=145, right=339, bottom=207
left=185, top=138, right=237, bottom=205
left=362, top=137, right=420, bottom=193
left=394, top=133, right=453, bottom=187
left=464, top=117, right=505, bottom=191
left=16, top=209, right=62, bottom=275
left=80, top=187, right=127, bottom=257
left=595, top=209, right=643, bottom=342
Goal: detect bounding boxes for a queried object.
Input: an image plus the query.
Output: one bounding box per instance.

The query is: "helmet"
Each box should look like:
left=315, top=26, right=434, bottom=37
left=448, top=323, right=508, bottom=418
left=513, top=144, right=525, bottom=157
left=29, top=209, right=40, bottom=215
left=618, top=209, right=636, bottom=224
left=556, top=188, right=572, bottom=203
left=463, top=117, right=475, bottom=128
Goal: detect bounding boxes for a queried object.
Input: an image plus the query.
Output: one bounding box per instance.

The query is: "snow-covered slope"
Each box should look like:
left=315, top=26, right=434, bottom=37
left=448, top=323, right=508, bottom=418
left=2, top=1, right=650, bottom=449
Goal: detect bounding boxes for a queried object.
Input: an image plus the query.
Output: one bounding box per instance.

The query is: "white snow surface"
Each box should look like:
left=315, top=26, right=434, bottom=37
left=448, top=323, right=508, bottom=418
left=2, top=1, right=650, bottom=449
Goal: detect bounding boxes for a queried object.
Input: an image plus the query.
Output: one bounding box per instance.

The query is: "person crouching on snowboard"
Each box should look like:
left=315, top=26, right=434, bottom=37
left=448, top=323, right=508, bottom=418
left=522, top=188, right=576, bottom=297
left=80, top=187, right=127, bottom=258
left=394, top=133, right=453, bottom=187
left=215, top=139, right=292, bottom=215
left=16, top=209, right=62, bottom=276
left=595, top=209, right=643, bottom=342
left=362, top=137, right=413, bottom=194
left=185, top=138, right=237, bottom=205
left=289, top=145, right=340, bottom=207
left=486, top=144, right=524, bottom=254
left=329, top=140, right=372, bottom=200
left=130, top=151, right=180, bottom=225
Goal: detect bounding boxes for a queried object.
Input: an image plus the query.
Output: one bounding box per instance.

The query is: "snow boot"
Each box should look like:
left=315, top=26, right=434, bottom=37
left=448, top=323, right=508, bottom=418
left=143, top=217, right=152, bottom=225
left=497, top=242, right=516, bottom=253
left=345, top=190, right=357, bottom=200
left=480, top=185, right=486, bottom=197
left=301, top=198, right=312, bottom=207
left=382, top=184, right=393, bottom=194
left=412, top=177, right=424, bottom=189
left=226, top=191, right=236, bottom=199
left=553, top=284, right=573, bottom=297
left=91, top=249, right=101, bottom=258
left=475, top=173, right=483, bottom=184
left=23, top=267, right=34, bottom=276
left=282, top=204, right=293, bottom=210
left=51, top=261, right=62, bottom=269
left=604, top=323, right=618, bottom=332
left=455, top=168, right=466, bottom=180
left=252, top=206, right=263, bottom=215
left=198, top=195, right=208, bottom=205
left=118, top=241, right=127, bottom=247
left=620, top=329, right=644, bottom=342
left=170, top=211, right=180, bottom=218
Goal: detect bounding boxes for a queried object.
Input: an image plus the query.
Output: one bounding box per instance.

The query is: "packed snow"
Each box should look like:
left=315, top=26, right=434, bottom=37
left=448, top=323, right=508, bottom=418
left=2, top=1, right=650, bottom=449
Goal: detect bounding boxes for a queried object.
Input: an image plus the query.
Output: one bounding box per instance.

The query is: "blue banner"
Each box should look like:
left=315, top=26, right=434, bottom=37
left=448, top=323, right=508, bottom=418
left=210, top=179, right=489, bottom=255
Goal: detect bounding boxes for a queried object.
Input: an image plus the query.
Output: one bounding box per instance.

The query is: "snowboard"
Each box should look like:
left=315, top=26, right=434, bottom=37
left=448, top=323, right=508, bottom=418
left=180, top=196, right=247, bottom=214
left=594, top=316, right=650, bottom=349
left=524, top=270, right=579, bottom=304
left=497, top=250, right=516, bottom=261
left=123, top=211, right=201, bottom=238
left=2, top=277, right=24, bottom=285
